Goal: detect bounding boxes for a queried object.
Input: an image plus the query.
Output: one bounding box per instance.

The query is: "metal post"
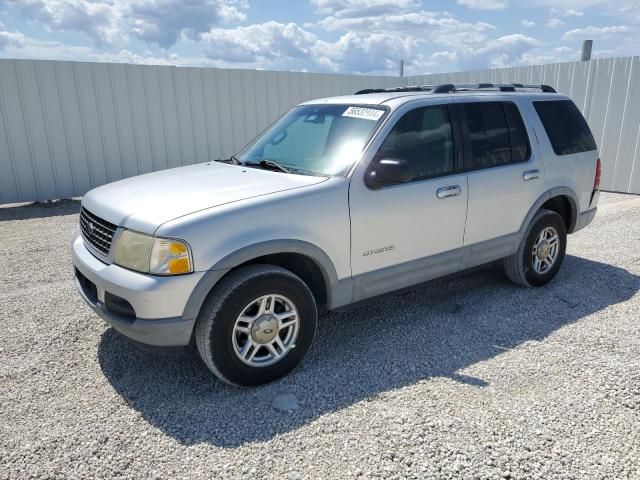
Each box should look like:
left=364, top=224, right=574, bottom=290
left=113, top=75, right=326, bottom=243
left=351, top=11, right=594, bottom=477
left=581, top=40, right=593, bottom=61
left=399, top=59, right=404, bottom=78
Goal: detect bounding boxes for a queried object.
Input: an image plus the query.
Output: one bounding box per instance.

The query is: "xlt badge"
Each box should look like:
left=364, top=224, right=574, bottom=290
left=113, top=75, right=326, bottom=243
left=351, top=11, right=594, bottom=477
left=362, top=245, right=395, bottom=256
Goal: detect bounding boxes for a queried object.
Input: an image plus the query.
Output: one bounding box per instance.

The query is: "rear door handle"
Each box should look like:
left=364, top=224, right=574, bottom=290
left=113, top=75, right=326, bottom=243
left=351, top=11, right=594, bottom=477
left=523, top=169, right=540, bottom=181
left=436, top=185, right=462, bottom=199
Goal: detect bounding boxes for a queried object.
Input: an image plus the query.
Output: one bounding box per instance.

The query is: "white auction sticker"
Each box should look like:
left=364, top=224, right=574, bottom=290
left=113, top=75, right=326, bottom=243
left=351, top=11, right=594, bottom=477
left=342, top=106, right=384, bottom=121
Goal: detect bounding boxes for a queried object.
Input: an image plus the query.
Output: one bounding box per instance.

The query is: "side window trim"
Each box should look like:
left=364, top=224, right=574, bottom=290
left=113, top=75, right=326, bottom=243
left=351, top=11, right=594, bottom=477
left=447, top=103, right=465, bottom=172
left=503, top=101, right=532, bottom=164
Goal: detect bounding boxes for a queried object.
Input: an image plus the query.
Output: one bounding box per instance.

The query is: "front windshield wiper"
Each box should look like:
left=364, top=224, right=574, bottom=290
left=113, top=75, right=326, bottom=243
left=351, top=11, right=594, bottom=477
left=255, top=159, right=290, bottom=174
left=214, top=155, right=242, bottom=165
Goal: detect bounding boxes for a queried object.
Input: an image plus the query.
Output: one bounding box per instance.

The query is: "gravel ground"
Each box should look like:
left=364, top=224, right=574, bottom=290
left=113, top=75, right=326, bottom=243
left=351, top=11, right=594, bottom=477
left=1, top=193, right=640, bottom=479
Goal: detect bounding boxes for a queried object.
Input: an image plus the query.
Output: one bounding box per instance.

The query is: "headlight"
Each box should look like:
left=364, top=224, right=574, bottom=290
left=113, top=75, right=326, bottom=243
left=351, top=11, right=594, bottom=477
left=114, top=230, right=193, bottom=275
left=149, top=237, right=192, bottom=275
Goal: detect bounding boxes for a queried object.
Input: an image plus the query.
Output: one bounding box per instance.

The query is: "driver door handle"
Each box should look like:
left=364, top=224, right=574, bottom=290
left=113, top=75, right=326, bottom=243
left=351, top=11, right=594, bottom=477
left=436, top=185, right=462, bottom=199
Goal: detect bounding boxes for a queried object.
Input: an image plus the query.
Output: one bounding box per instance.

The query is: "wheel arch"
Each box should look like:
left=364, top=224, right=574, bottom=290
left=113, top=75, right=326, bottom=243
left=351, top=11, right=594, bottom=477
left=520, top=187, right=579, bottom=235
left=182, top=240, right=351, bottom=321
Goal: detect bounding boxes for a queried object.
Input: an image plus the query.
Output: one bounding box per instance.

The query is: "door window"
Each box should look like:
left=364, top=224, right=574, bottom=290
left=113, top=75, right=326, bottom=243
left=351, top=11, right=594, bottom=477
left=376, top=105, right=454, bottom=181
left=460, top=102, right=511, bottom=169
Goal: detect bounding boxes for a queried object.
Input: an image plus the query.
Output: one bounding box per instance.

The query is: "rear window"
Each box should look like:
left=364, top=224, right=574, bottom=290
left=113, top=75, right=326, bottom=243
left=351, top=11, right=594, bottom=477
left=534, top=100, right=597, bottom=155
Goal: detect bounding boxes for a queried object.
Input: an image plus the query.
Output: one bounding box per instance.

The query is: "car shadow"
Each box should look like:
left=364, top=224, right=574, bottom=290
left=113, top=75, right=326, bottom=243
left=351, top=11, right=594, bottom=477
left=97, top=255, right=639, bottom=447
left=0, top=199, right=80, bottom=221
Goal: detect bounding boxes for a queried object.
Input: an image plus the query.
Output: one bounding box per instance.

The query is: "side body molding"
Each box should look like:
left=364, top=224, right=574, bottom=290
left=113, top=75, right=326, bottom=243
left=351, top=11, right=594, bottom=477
left=182, top=239, right=353, bottom=320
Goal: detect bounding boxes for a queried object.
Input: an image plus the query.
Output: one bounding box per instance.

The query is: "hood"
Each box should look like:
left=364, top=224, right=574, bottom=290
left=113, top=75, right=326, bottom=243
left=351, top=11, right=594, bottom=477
left=82, top=162, right=327, bottom=234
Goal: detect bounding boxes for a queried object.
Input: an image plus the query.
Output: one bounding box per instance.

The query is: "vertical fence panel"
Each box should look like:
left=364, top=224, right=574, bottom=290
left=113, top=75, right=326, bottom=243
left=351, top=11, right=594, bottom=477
left=1, top=57, right=640, bottom=203
left=612, top=57, right=640, bottom=192
left=598, top=58, right=632, bottom=190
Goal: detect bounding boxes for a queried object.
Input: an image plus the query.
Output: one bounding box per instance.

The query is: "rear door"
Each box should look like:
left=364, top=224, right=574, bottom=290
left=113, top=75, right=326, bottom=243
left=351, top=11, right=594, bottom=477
left=456, top=97, right=548, bottom=246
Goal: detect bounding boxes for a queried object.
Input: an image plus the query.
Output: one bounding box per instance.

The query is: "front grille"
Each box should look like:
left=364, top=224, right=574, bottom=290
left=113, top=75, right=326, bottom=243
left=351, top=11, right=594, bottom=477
left=80, top=207, right=117, bottom=256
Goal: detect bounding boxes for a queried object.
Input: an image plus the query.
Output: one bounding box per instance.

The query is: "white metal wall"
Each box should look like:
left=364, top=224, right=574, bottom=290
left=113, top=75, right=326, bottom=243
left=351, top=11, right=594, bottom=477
left=1, top=57, right=639, bottom=203
left=404, top=56, right=640, bottom=194
left=0, top=59, right=399, bottom=203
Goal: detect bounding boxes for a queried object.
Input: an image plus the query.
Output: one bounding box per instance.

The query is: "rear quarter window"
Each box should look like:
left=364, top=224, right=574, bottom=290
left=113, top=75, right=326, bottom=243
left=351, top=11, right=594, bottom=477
left=534, top=100, right=597, bottom=155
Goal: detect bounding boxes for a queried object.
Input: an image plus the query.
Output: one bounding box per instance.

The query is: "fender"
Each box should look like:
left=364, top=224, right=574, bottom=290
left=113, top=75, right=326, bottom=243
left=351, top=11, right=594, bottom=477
left=182, top=239, right=353, bottom=320
left=519, top=186, right=579, bottom=235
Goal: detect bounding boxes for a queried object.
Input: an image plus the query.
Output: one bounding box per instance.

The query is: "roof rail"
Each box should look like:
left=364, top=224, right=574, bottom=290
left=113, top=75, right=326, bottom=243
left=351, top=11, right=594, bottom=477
left=355, top=85, right=435, bottom=95
left=431, top=83, right=557, bottom=93
left=355, top=83, right=556, bottom=95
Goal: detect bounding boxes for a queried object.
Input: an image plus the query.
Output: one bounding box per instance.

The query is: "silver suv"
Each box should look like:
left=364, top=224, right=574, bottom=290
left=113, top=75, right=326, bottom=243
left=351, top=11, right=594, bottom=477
left=72, top=83, right=601, bottom=386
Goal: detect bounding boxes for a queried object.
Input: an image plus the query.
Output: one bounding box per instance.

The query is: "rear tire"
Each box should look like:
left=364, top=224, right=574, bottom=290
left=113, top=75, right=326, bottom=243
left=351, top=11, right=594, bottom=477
left=504, top=208, right=567, bottom=287
left=195, top=265, right=317, bottom=387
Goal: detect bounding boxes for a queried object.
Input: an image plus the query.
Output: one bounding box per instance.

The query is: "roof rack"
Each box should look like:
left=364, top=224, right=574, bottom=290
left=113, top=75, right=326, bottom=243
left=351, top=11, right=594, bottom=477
left=354, top=83, right=556, bottom=95
left=355, top=85, right=436, bottom=95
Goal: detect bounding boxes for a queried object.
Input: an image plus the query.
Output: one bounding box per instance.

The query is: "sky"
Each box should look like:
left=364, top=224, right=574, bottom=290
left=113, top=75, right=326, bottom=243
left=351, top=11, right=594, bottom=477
left=0, top=0, right=638, bottom=76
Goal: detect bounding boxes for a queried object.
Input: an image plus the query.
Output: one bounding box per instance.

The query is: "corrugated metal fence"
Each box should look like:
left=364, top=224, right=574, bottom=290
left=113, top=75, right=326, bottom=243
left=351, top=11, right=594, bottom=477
left=1, top=56, right=639, bottom=203
left=0, top=59, right=399, bottom=203
left=404, top=56, right=640, bottom=195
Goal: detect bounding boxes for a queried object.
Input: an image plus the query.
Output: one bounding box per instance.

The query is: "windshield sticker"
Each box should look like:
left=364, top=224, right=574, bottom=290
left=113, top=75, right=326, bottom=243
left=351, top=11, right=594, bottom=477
left=342, top=106, right=384, bottom=121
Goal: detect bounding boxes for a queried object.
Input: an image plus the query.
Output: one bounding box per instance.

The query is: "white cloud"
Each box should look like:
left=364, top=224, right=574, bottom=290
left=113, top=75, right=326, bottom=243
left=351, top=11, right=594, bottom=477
left=546, top=18, right=566, bottom=29
left=563, top=9, right=584, bottom=16
left=526, top=1, right=640, bottom=22
left=562, top=25, right=633, bottom=40
left=201, top=21, right=317, bottom=65
left=317, top=10, right=496, bottom=49
left=0, top=22, right=26, bottom=49
left=315, top=31, right=414, bottom=73
left=310, top=0, right=418, bottom=17
left=427, top=33, right=540, bottom=71
left=521, top=19, right=536, bottom=27
left=200, top=21, right=415, bottom=74
left=5, top=0, right=121, bottom=44
left=128, top=0, right=247, bottom=48
left=2, top=0, right=247, bottom=48
left=457, top=0, right=509, bottom=10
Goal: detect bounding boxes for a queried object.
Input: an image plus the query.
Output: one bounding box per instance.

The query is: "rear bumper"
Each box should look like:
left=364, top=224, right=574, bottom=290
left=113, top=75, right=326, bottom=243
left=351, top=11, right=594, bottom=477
left=71, top=231, right=203, bottom=347
left=574, top=207, right=597, bottom=232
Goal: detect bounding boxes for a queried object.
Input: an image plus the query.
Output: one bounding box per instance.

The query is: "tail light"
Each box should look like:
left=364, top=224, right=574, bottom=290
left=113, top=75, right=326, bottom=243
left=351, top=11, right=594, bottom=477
left=593, top=158, right=601, bottom=191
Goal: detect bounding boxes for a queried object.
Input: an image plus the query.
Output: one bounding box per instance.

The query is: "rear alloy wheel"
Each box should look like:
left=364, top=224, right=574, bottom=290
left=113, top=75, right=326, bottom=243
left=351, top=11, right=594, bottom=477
left=195, top=265, right=317, bottom=387
left=504, top=208, right=567, bottom=287
left=531, top=226, right=560, bottom=275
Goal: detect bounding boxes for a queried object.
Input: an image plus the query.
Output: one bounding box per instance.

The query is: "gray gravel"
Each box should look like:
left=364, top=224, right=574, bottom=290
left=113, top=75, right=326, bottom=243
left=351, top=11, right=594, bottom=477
left=1, top=193, right=640, bottom=479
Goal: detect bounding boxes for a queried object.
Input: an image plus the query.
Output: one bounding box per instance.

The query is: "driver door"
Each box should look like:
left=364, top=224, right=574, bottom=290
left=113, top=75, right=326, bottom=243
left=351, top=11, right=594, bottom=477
left=349, top=101, right=468, bottom=301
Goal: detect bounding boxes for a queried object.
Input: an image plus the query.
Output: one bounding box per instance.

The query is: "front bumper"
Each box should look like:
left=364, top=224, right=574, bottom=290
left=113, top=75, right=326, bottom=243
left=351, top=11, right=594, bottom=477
left=71, top=231, right=205, bottom=347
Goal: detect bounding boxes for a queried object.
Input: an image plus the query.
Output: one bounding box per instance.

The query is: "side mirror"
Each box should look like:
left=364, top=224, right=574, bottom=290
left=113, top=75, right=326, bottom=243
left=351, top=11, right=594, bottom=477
left=365, top=158, right=412, bottom=188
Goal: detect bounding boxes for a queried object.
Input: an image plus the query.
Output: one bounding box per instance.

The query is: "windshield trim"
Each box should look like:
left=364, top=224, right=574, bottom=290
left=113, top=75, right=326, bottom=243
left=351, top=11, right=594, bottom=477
left=234, top=103, right=391, bottom=178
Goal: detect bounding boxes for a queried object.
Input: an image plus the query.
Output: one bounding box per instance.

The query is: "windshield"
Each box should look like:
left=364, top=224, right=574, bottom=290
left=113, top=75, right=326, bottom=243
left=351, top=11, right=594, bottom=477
left=237, top=104, right=387, bottom=176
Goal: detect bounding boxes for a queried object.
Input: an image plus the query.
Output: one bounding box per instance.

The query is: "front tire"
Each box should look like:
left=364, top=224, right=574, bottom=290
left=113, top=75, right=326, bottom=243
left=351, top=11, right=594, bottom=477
left=504, top=208, right=567, bottom=287
left=195, top=265, right=317, bottom=387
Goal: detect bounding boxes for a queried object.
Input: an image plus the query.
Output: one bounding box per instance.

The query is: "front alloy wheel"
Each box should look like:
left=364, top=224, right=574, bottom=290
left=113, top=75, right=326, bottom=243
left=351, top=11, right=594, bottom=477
left=195, top=265, right=317, bottom=387
left=232, top=294, right=300, bottom=367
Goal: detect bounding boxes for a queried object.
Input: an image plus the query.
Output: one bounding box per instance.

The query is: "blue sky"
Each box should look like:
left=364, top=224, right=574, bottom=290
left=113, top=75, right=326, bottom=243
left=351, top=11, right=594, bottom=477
left=0, top=0, right=638, bottom=76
